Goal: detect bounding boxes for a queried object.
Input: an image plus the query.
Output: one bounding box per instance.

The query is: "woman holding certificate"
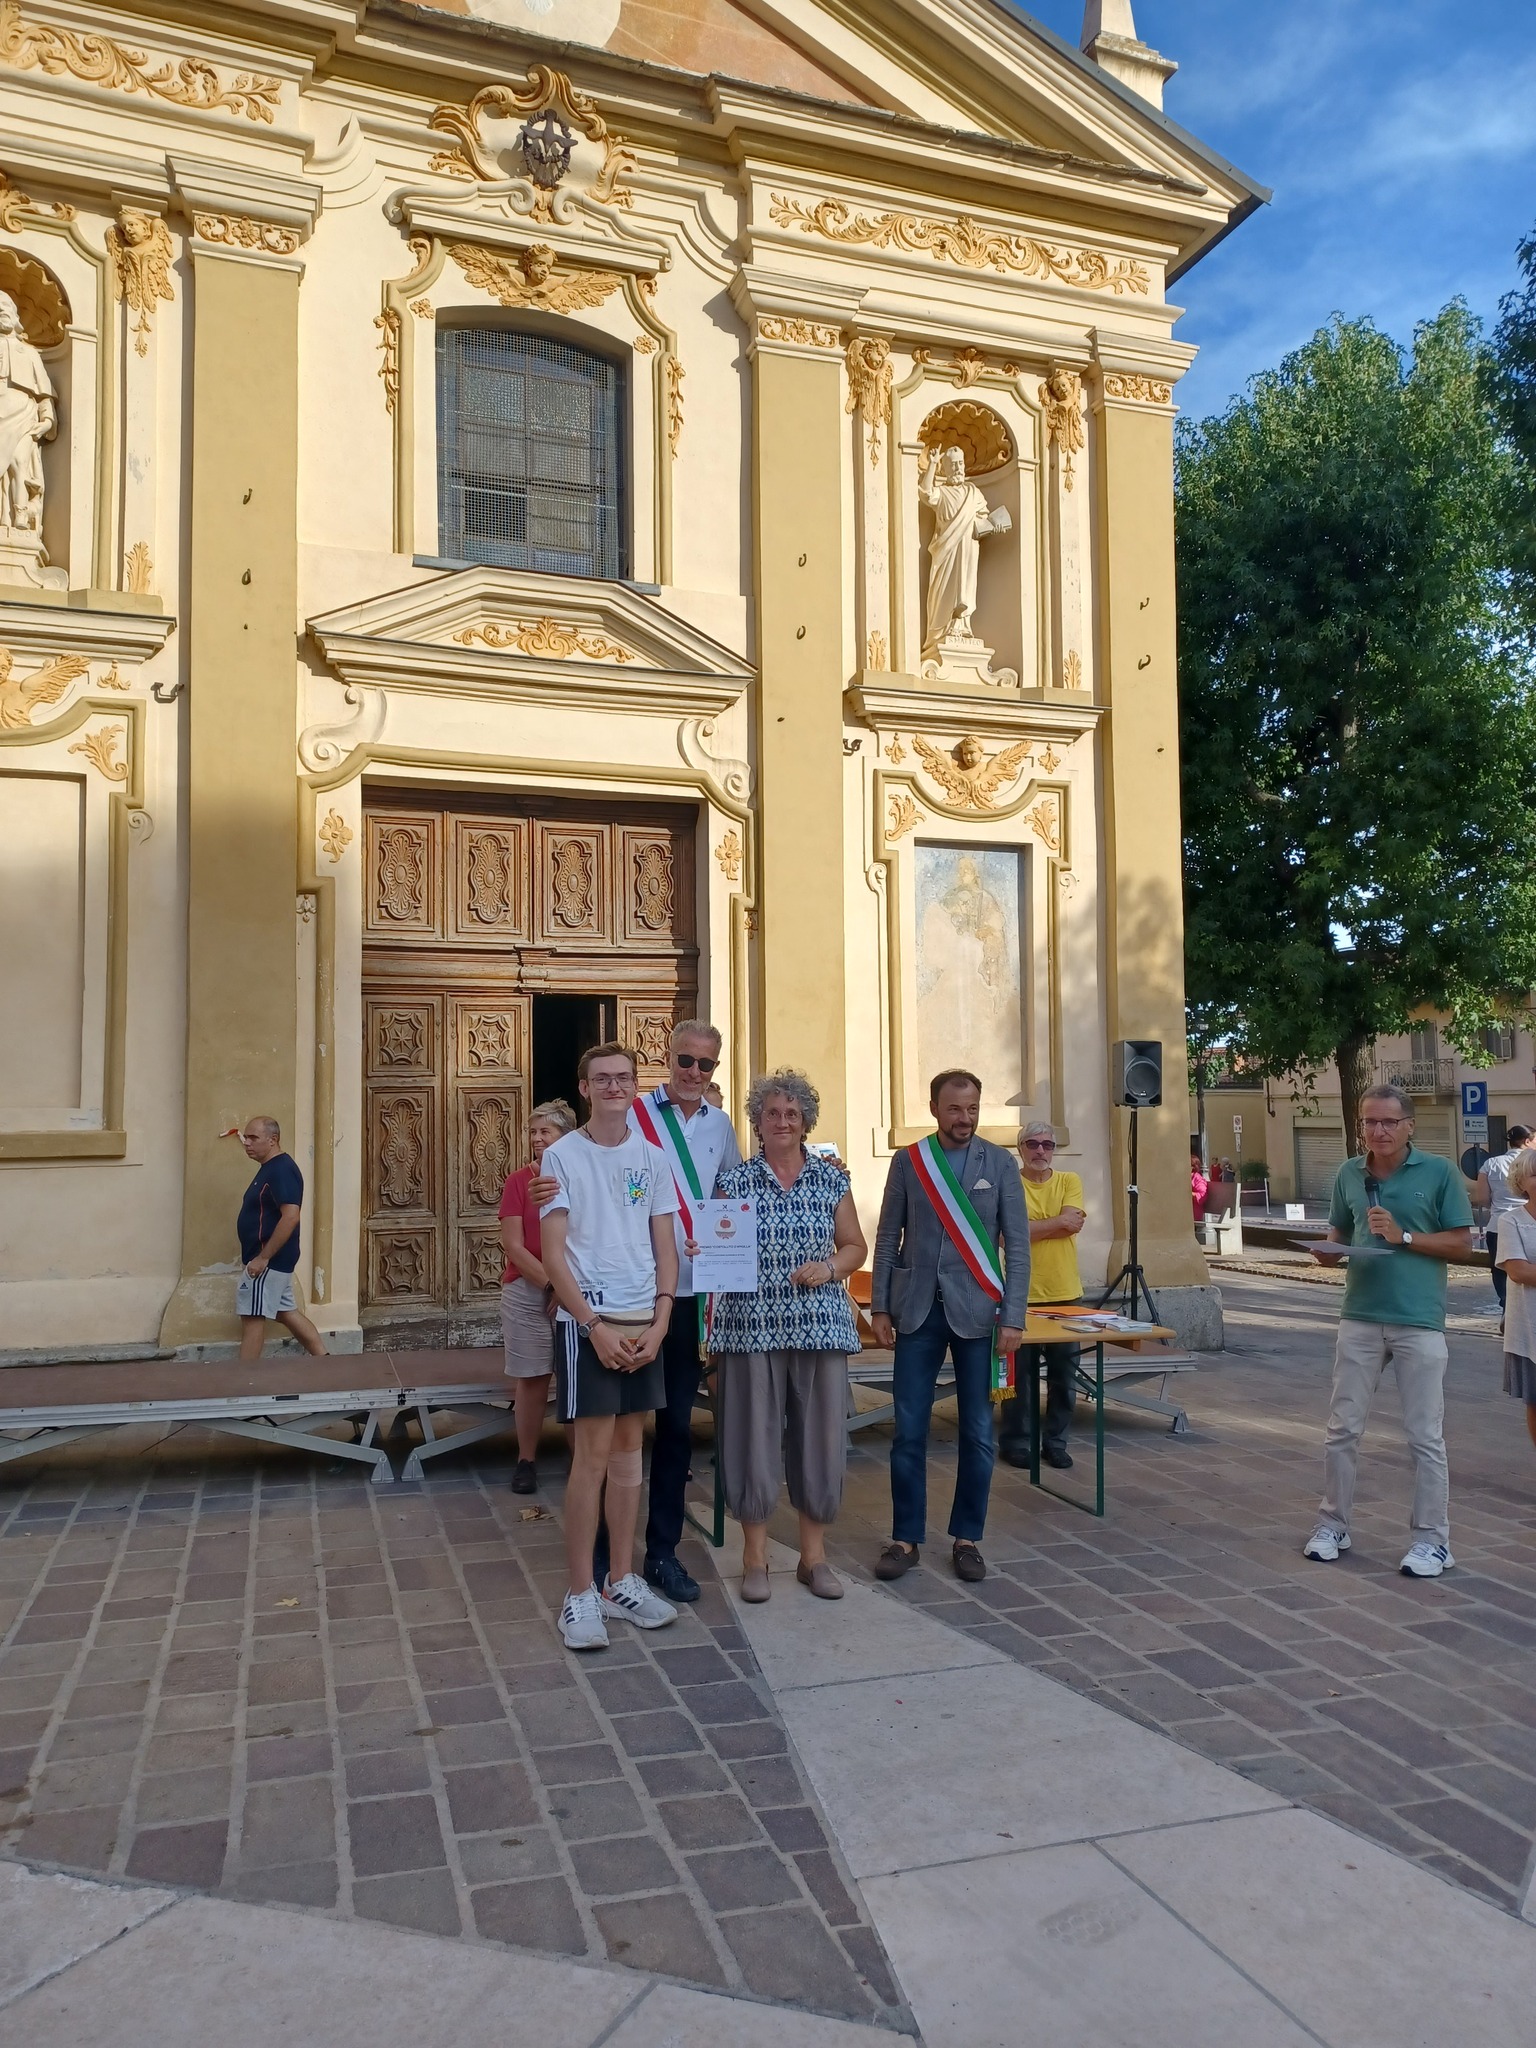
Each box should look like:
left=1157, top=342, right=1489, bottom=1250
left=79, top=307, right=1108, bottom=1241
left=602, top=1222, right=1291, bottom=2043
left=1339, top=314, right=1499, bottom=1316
left=708, top=1070, right=867, bottom=1602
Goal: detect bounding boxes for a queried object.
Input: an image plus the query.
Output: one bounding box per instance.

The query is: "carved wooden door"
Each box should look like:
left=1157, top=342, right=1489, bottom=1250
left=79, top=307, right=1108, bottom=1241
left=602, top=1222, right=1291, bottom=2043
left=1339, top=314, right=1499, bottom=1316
left=363, top=994, right=443, bottom=1327
left=448, top=995, right=528, bottom=1338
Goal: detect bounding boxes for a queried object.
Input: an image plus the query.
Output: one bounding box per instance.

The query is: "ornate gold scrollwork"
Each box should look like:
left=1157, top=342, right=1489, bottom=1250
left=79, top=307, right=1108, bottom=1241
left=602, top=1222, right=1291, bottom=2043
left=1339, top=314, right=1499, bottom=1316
left=0, top=647, right=87, bottom=728
left=714, top=830, right=743, bottom=882
left=0, top=0, right=282, bottom=121
left=67, top=725, right=127, bottom=779
left=192, top=213, right=301, bottom=254
left=453, top=617, right=634, bottom=663
left=916, top=401, right=1014, bottom=478
left=0, top=169, right=73, bottom=233
left=318, top=810, right=353, bottom=863
left=106, top=210, right=174, bottom=356
left=427, top=65, right=634, bottom=216
left=768, top=194, right=1149, bottom=295
left=844, top=335, right=893, bottom=465
left=886, top=792, right=924, bottom=841
left=1039, top=367, right=1085, bottom=491
left=374, top=307, right=400, bottom=414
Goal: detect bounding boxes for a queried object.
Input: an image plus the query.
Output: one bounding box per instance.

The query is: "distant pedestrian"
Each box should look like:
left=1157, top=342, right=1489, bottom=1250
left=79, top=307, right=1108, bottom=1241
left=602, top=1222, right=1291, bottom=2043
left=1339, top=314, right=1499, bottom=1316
left=1190, top=1147, right=1209, bottom=1224
left=1467, top=1125, right=1535, bottom=1315
left=498, top=1099, right=577, bottom=1495
left=236, top=1118, right=328, bottom=1361
left=1303, top=1086, right=1473, bottom=1578
left=1494, top=1148, right=1536, bottom=1457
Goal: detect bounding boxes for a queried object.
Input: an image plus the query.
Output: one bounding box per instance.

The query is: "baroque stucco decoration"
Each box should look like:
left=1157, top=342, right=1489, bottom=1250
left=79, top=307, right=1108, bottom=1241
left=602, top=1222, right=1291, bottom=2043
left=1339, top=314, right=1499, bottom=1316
left=0, top=169, right=74, bottom=234
left=913, top=734, right=1034, bottom=812
left=1039, top=367, right=1085, bottom=490
left=845, top=336, right=893, bottom=465
left=0, top=288, right=63, bottom=590
left=0, top=0, right=282, bottom=120
left=454, top=617, right=634, bottom=662
left=427, top=65, right=635, bottom=219
left=0, top=243, right=69, bottom=349
left=106, top=210, right=175, bottom=356
left=447, top=241, right=623, bottom=314
left=916, top=400, right=1013, bottom=477
left=0, top=646, right=86, bottom=727
left=768, top=194, right=1149, bottom=295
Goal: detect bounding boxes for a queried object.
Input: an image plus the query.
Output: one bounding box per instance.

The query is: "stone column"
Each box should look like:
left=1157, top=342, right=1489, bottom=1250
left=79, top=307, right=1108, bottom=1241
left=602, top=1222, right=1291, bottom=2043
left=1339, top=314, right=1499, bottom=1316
left=1089, top=346, right=1212, bottom=1331
left=159, top=179, right=313, bottom=1349
left=737, top=289, right=855, bottom=1148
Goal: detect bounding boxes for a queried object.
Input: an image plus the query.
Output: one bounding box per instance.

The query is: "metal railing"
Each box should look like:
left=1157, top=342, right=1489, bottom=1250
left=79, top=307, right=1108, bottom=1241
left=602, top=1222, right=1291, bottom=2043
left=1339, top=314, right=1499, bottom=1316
left=1375, top=1057, right=1456, bottom=1096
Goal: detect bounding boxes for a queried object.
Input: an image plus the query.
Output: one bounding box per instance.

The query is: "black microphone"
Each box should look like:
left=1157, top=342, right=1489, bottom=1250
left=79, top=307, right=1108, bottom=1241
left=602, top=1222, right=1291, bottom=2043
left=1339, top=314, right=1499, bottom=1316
left=1364, top=1173, right=1384, bottom=1242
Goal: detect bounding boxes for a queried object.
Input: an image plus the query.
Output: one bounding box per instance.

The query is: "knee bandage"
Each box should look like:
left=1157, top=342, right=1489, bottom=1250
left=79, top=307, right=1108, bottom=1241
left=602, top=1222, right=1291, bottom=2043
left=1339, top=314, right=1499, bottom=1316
left=606, top=1445, right=643, bottom=1488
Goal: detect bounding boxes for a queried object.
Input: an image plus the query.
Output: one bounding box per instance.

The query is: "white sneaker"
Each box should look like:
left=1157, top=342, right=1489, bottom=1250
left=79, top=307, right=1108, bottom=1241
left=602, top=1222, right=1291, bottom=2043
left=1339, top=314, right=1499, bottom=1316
left=1400, top=1541, right=1454, bottom=1578
left=601, top=1572, right=678, bottom=1630
left=559, top=1586, right=609, bottom=1651
left=1303, top=1525, right=1350, bottom=1562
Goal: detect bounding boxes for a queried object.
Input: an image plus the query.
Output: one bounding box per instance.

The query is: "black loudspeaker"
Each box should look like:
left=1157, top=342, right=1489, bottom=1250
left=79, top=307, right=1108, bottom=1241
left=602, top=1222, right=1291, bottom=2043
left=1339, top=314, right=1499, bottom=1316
left=1111, top=1039, right=1163, bottom=1108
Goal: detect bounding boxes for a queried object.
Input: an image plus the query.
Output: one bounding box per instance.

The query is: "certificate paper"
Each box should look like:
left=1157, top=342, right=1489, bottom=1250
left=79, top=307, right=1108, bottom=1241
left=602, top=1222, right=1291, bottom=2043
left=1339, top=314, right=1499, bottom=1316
left=692, top=1198, right=759, bottom=1292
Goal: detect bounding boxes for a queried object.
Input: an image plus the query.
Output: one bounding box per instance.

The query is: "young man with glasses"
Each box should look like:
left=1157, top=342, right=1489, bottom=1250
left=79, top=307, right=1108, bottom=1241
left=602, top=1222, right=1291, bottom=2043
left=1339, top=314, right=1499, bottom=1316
left=1304, top=1084, right=1473, bottom=1577
left=998, top=1121, right=1086, bottom=1470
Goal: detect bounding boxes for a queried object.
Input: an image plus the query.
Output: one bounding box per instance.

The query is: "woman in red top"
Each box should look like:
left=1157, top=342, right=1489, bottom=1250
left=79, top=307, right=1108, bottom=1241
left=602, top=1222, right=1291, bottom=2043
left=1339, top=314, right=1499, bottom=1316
left=499, top=1098, right=576, bottom=1494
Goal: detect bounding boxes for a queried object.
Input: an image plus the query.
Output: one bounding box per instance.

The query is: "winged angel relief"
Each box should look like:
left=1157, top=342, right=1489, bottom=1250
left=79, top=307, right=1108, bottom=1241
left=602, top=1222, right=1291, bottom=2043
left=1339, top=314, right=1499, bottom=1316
left=913, top=734, right=1033, bottom=812
left=447, top=242, right=621, bottom=315
left=0, top=646, right=87, bottom=729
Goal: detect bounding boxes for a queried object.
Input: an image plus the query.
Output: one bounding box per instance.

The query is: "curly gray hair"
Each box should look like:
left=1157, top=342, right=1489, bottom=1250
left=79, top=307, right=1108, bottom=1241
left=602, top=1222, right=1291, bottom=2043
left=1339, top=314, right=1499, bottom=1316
left=1020, top=1120, right=1057, bottom=1144
left=746, top=1068, right=820, bottom=1134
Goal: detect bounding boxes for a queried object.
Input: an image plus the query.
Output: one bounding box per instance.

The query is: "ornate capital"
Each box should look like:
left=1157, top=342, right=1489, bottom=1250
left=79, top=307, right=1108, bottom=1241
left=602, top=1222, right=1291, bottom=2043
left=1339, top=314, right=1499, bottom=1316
left=757, top=315, right=841, bottom=348
left=1102, top=372, right=1174, bottom=405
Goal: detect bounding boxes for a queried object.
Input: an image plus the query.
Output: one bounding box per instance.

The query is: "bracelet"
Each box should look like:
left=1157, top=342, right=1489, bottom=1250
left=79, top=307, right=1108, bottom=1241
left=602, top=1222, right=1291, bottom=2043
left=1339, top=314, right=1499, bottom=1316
left=654, top=1292, right=675, bottom=1304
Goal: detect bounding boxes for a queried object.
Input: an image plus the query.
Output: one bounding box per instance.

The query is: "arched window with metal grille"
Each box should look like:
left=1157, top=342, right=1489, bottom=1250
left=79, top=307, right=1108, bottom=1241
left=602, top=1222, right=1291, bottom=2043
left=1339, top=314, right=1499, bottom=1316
left=436, top=325, right=626, bottom=580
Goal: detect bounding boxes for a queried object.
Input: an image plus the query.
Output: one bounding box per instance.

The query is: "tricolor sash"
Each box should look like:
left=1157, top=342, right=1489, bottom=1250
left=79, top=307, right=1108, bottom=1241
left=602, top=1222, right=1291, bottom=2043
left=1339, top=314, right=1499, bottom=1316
left=908, top=1134, right=1015, bottom=1394
left=632, top=1091, right=710, bottom=1359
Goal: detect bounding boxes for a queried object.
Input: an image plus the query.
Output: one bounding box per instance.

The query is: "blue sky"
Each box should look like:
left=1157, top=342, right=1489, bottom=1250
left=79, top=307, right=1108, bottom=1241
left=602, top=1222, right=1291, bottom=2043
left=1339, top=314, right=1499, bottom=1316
left=1020, top=0, right=1536, bottom=417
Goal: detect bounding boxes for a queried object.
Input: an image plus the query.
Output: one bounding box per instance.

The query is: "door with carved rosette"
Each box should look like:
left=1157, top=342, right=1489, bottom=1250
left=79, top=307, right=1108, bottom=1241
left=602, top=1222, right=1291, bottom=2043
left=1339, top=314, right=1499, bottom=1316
left=360, top=793, right=697, bottom=1344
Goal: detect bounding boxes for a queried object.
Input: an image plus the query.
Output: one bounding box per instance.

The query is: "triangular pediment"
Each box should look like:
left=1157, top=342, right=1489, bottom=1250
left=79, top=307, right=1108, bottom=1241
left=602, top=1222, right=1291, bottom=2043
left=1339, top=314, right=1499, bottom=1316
left=308, top=566, right=754, bottom=718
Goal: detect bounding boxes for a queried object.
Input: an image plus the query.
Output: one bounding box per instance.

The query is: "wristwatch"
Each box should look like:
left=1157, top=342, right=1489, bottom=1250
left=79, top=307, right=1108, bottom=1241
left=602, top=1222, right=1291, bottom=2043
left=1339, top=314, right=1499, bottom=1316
left=1401, top=1232, right=1414, bottom=1248
left=578, top=1314, right=602, bottom=1336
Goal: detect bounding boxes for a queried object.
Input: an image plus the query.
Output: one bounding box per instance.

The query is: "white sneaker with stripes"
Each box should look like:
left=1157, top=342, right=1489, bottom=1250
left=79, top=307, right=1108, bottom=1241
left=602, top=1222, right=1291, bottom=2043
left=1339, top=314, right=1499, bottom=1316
left=600, top=1573, right=677, bottom=1630
left=559, top=1586, right=609, bottom=1651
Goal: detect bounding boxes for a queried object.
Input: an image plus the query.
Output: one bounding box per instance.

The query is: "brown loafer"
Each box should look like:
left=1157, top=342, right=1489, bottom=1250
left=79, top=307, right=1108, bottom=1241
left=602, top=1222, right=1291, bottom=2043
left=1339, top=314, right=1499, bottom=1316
left=953, top=1541, right=986, bottom=1584
left=796, top=1560, right=844, bottom=1599
left=874, top=1542, right=920, bottom=1581
left=741, top=1566, right=770, bottom=1603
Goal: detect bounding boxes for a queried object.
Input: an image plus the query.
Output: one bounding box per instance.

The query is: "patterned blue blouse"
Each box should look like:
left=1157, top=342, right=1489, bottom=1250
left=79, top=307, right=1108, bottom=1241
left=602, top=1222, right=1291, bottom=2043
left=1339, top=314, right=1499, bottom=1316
left=706, top=1151, right=861, bottom=1357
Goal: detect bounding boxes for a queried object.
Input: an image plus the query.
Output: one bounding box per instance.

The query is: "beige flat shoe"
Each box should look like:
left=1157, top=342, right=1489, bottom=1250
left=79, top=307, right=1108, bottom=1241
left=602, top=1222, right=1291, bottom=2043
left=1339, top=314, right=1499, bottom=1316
left=741, top=1566, right=770, bottom=1603
left=796, top=1560, right=844, bottom=1600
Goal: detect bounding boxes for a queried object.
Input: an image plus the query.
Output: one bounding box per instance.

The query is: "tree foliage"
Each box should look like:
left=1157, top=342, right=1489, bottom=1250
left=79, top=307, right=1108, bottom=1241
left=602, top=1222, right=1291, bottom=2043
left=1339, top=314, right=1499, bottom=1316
left=1176, top=306, right=1536, bottom=1140
left=1490, top=229, right=1536, bottom=604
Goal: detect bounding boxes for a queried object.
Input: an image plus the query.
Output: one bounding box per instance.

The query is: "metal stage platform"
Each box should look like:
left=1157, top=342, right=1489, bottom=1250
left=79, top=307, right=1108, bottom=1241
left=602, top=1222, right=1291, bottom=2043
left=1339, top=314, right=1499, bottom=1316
left=0, top=1351, right=517, bottom=1485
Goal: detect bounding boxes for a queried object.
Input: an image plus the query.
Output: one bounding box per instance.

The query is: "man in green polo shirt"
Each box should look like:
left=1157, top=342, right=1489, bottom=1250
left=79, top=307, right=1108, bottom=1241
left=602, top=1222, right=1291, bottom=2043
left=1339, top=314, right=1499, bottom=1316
left=1304, top=1084, right=1473, bottom=1578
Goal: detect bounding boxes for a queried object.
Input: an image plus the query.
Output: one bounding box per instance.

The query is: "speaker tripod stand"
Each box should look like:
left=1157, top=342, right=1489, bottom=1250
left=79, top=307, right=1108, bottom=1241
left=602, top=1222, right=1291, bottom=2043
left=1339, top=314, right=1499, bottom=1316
left=1096, top=1105, right=1160, bottom=1325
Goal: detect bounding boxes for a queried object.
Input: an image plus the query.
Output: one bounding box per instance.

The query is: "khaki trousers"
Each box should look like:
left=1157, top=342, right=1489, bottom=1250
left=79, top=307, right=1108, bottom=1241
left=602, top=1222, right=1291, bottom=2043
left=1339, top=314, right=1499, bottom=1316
left=715, top=1351, right=848, bottom=1527
left=1319, top=1319, right=1450, bottom=1547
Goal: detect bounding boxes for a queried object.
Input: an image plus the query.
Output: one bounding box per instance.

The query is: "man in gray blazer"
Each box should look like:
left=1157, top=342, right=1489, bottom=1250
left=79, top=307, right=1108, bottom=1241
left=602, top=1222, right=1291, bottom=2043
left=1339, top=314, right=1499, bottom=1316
left=870, top=1069, right=1029, bottom=1583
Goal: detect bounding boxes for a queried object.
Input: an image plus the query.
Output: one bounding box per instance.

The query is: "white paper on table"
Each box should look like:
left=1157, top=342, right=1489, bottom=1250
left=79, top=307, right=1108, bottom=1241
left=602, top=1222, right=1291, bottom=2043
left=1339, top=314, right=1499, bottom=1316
left=692, top=1196, right=759, bottom=1291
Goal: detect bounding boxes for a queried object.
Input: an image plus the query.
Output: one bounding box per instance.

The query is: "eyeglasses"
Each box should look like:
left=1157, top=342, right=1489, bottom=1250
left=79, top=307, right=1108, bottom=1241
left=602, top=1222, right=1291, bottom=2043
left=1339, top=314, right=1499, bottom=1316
left=1360, top=1117, right=1409, bottom=1131
left=1022, top=1139, right=1056, bottom=1152
left=675, top=1054, right=718, bottom=1074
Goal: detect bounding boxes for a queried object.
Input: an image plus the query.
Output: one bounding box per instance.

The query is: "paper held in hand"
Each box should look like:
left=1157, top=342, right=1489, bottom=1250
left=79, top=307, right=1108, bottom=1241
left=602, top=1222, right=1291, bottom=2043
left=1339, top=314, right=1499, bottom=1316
left=691, top=1197, right=759, bottom=1292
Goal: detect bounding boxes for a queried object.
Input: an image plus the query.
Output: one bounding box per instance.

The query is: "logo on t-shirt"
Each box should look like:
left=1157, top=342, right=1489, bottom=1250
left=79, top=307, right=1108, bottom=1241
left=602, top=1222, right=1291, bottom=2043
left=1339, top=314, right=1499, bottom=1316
left=621, top=1166, right=651, bottom=1209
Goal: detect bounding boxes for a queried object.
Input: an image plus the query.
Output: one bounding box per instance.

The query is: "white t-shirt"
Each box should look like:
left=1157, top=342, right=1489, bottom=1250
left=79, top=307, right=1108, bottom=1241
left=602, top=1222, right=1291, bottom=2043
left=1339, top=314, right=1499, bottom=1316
left=1484, top=1149, right=1526, bottom=1224
left=539, top=1127, right=680, bottom=1320
left=1497, top=1205, right=1536, bottom=1358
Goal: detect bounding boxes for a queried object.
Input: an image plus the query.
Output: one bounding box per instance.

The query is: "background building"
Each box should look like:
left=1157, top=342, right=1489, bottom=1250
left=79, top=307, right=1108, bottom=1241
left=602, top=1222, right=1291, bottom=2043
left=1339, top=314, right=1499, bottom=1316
left=0, top=0, right=1259, bottom=1358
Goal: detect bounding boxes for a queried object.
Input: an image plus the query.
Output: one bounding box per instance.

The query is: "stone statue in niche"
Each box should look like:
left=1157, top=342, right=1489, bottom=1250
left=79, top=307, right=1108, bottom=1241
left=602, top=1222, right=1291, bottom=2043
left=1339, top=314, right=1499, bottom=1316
left=918, top=443, right=1016, bottom=686
left=0, top=290, right=64, bottom=590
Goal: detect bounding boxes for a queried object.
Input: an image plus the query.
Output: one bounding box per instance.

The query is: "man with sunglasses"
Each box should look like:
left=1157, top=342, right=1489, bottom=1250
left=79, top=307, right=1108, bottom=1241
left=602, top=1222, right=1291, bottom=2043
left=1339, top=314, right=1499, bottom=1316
left=1304, top=1084, right=1473, bottom=1578
left=628, top=1021, right=742, bottom=1602
left=998, top=1121, right=1086, bottom=1470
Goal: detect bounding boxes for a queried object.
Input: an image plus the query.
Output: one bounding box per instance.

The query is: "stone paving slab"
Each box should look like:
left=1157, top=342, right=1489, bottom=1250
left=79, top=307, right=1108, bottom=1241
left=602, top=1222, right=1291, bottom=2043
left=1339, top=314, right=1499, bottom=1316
left=813, top=1269, right=1536, bottom=1917
left=0, top=1435, right=907, bottom=2031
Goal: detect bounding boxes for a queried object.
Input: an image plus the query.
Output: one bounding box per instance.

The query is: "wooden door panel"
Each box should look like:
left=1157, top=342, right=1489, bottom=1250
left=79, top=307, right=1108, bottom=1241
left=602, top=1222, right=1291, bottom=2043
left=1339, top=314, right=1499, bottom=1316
left=451, top=817, right=529, bottom=943
left=619, top=995, right=694, bottom=1091
left=619, top=826, right=694, bottom=946
left=367, top=1085, right=437, bottom=1216
left=367, top=1225, right=439, bottom=1308
left=535, top=823, right=608, bottom=943
left=455, top=1000, right=526, bottom=1078
left=367, top=998, right=436, bottom=1078
left=447, top=993, right=530, bottom=1314
left=364, top=812, right=441, bottom=939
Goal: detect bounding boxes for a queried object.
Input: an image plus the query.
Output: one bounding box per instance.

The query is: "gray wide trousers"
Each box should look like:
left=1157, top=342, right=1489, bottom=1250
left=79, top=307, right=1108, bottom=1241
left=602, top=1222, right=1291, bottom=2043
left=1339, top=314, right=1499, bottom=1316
left=715, top=1350, right=848, bottom=1526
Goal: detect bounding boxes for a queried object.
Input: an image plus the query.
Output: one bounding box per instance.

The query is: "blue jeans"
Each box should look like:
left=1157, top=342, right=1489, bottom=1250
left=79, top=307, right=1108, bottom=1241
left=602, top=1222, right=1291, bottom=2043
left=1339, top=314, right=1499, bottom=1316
left=889, top=1297, right=996, bottom=1545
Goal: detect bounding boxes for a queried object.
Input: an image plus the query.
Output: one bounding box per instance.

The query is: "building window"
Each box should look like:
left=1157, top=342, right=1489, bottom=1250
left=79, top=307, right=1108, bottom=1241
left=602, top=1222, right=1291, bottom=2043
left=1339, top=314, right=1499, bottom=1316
left=436, top=327, right=625, bottom=579
left=1481, top=1023, right=1517, bottom=1062
left=1409, top=1022, right=1439, bottom=1065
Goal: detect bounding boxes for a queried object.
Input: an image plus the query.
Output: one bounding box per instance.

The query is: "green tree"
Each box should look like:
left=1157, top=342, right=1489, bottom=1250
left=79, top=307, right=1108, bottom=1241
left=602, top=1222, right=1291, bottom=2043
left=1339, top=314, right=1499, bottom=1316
left=1490, top=228, right=1536, bottom=603
left=1176, top=306, right=1536, bottom=1146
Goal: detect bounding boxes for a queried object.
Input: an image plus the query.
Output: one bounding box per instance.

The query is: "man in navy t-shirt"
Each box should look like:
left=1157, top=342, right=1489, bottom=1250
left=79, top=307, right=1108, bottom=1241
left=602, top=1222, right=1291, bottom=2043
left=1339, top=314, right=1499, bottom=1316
left=237, top=1117, right=328, bottom=1360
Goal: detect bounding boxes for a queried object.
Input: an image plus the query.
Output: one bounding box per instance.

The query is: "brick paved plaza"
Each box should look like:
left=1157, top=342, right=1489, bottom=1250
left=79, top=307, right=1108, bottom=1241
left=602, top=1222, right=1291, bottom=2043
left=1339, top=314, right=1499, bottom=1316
left=2, top=1265, right=1534, bottom=2030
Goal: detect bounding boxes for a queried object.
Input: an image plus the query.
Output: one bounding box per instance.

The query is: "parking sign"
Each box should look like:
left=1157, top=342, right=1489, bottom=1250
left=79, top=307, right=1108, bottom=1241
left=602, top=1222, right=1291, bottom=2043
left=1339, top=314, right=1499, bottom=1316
left=1461, top=1079, right=1489, bottom=1143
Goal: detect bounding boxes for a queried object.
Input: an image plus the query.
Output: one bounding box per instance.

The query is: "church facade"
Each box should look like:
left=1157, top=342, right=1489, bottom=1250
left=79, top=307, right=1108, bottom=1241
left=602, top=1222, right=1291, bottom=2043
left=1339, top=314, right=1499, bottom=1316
left=0, top=0, right=1260, bottom=1357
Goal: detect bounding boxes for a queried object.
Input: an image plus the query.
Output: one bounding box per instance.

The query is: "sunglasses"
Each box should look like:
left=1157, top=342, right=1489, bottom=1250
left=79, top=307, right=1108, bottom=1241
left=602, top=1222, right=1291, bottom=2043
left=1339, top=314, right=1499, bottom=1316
left=1022, top=1139, right=1056, bottom=1152
left=675, top=1054, right=718, bottom=1074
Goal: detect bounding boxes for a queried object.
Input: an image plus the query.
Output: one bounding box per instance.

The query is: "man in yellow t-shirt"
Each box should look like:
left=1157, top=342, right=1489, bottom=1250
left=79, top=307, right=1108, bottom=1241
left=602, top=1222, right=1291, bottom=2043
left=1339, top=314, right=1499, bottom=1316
left=999, top=1121, right=1086, bottom=1471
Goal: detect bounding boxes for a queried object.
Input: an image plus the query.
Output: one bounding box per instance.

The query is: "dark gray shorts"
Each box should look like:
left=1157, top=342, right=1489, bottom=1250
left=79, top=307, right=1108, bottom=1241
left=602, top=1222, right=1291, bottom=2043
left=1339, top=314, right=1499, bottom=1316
left=556, top=1320, right=664, bottom=1423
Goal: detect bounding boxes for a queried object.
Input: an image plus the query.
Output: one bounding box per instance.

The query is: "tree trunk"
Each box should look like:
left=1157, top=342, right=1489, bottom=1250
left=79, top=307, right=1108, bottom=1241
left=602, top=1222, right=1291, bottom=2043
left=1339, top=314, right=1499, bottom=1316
left=1335, top=1036, right=1376, bottom=1158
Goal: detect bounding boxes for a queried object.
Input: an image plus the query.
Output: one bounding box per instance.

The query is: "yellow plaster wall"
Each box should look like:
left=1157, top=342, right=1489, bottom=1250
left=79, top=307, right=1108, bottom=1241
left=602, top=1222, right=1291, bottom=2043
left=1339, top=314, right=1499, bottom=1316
left=159, top=249, right=301, bottom=1349
left=751, top=342, right=847, bottom=1146
left=1094, top=395, right=1208, bottom=1289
